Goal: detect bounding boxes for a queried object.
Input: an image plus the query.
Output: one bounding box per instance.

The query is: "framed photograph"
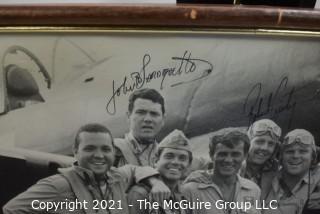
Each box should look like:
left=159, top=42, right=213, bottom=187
left=0, top=3, right=320, bottom=210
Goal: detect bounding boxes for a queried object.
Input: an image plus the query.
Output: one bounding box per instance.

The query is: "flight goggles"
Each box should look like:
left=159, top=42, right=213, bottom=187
left=248, top=119, right=281, bottom=141
left=283, top=129, right=316, bottom=151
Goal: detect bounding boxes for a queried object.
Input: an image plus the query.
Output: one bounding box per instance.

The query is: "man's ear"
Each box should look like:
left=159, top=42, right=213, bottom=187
left=243, top=152, right=248, bottom=161
left=311, top=150, right=318, bottom=166
left=72, top=145, right=78, bottom=156
left=154, top=156, right=160, bottom=168
left=279, top=155, right=283, bottom=166
left=210, top=153, right=215, bottom=162
left=271, top=144, right=280, bottom=160
left=125, top=110, right=130, bottom=123
left=126, top=111, right=130, bottom=118
left=161, top=113, right=166, bottom=127
left=242, top=154, right=248, bottom=166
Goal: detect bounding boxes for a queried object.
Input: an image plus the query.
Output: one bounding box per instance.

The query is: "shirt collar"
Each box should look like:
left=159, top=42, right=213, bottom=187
left=64, top=162, right=121, bottom=185
left=271, top=169, right=311, bottom=193
left=126, top=132, right=142, bottom=154
left=237, top=174, right=255, bottom=189
left=197, top=171, right=252, bottom=190
left=72, top=162, right=97, bottom=182
left=279, top=169, right=311, bottom=184
left=242, top=159, right=278, bottom=175
left=126, top=132, right=157, bottom=155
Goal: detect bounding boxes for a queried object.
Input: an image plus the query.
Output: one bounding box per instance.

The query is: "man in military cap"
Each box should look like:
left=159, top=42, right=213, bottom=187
left=240, top=119, right=282, bottom=199
left=264, top=129, right=320, bottom=214
left=183, top=128, right=261, bottom=214
left=113, top=88, right=208, bottom=177
left=127, top=129, right=193, bottom=214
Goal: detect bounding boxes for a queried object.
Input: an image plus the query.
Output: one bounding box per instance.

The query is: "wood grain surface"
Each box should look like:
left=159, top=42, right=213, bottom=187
left=0, top=4, right=319, bottom=30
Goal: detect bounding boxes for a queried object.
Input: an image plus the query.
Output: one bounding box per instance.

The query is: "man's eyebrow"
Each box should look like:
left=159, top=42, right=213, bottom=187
left=232, top=151, right=241, bottom=154
left=164, top=152, right=174, bottom=155
left=135, top=109, right=147, bottom=112
left=217, top=151, right=227, bottom=154
left=83, top=145, right=96, bottom=148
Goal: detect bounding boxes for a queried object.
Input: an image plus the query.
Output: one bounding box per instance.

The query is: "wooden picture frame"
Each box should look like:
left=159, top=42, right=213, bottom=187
left=0, top=3, right=320, bottom=209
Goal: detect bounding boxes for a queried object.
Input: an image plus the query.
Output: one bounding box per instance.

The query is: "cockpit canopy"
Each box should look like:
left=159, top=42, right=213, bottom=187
left=5, top=64, right=44, bottom=111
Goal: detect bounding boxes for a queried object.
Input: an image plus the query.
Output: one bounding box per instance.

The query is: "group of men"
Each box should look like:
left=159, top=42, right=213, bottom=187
left=3, top=88, right=320, bottom=214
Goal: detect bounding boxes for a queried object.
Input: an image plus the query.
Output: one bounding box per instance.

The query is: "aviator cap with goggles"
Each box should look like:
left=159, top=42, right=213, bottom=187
left=283, top=129, right=316, bottom=153
left=247, top=119, right=282, bottom=143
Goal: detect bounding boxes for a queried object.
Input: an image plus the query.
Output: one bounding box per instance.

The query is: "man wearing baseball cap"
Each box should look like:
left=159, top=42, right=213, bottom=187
left=240, top=119, right=282, bottom=199
left=127, top=129, right=193, bottom=214
left=264, top=129, right=320, bottom=214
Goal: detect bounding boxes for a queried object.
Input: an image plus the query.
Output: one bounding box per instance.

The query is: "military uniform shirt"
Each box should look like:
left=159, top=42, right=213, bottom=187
left=263, top=165, right=320, bottom=214
left=115, top=132, right=158, bottom=167
left=183, top=170, right=261, bottom=214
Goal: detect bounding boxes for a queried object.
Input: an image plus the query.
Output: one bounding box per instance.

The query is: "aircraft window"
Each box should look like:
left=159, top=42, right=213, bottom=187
left=5, top=64, right=45, bottom=110
left=2, top=46, right=51, bottom=112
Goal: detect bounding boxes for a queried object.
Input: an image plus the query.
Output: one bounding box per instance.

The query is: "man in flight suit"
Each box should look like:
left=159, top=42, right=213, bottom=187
left=263, top=129, right=320, bottom=214
left=128, top=129, right=193, bottom=214
left=183, top=128, right=261, bottom=214
left=113, top=88, right=208, bottom=177
left=3, top=123, right=171, bottom=214
left=114, top=88, right=165, bottom=167
left=240, top=119, right=282, bottom=199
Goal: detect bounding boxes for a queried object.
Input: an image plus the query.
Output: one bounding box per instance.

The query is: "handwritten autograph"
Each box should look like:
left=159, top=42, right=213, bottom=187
left=243, top=77, right=298, bottom=128
left=106, top=51, right=213, bottom=115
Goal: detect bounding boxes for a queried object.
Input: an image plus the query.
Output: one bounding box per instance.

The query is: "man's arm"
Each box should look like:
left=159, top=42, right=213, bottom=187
left=307, top=168, right=320, bottom=210
left=115, top=165, right=171, bottom=204
left=115, top=164, right=159, bottom=186
left=183, top=157, right=210, bottom=179
left=3, top=174, right=68, bottom=214
left=113, top=145, right=129, bottom=167
left=249, top=185, right=261, bottom=214
left=127, top=184, right=150, bottom=214
left=181, top=182, right=203, bottom=214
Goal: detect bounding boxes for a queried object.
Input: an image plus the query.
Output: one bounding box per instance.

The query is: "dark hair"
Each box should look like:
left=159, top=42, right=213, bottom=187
left=128, top=88, right=165, bottom=114
left=155, top=147, right=193, bottom=164
left=74, top=123, right=114, bottom=151
left=209, top=127, right=250, bottom=157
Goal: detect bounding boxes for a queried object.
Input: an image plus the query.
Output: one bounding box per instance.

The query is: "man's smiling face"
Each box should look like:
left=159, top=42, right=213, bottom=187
left=74, top=132, right=114, bottom=176
left=248, top=135, right=277, bottom=165
left=282, top=142, right=313, bottom=177
left=155, top=147, right=190, bottom=182
left=212, top=141, right=246, bottom=178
